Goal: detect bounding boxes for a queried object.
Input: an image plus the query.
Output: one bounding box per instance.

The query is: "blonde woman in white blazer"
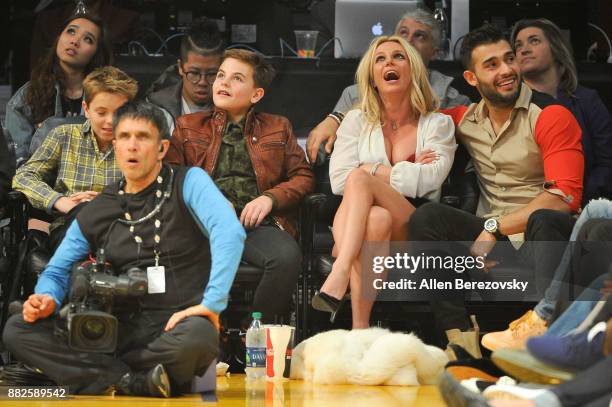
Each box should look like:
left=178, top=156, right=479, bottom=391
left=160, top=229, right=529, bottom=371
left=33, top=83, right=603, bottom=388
left=312, top=35, right=457, bottom=329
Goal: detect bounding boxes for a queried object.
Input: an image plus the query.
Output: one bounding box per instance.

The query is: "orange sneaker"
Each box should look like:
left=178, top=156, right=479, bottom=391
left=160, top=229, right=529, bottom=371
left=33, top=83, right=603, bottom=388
left=481, top=310, right=547, bottom=352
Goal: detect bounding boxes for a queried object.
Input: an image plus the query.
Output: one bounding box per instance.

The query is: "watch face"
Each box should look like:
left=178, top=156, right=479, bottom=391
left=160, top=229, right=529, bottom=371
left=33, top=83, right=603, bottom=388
left=484, top=218, right=497, bottom=232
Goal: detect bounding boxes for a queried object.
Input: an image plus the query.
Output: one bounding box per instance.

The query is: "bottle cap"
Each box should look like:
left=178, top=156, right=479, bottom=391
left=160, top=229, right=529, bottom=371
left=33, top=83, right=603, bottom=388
left=252, top=311, right=262, bottom=319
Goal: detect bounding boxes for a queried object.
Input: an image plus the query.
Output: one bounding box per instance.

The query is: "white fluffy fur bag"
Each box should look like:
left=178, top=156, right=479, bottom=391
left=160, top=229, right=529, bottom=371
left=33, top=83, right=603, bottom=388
left=290, top=328, right=448, bottom=386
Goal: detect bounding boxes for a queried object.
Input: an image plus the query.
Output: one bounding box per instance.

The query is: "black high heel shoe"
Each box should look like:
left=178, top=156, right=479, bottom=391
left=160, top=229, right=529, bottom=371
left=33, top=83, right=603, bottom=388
left=311, top=291, right=347, bottom=323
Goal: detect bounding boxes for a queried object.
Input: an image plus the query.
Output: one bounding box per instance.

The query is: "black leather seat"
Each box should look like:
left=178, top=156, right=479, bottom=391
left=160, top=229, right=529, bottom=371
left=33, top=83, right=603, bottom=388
left=0, top=191, right=36, bottom=333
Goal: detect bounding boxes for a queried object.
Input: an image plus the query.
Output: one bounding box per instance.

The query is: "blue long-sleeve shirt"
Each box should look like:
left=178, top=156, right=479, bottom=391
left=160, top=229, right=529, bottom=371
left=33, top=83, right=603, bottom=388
left=35, top=167, right=246, bottom=314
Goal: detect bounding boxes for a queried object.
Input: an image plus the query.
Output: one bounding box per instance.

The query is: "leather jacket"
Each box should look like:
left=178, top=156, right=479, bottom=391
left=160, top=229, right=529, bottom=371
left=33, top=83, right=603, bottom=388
left=166, top=108, right=314, bottom=238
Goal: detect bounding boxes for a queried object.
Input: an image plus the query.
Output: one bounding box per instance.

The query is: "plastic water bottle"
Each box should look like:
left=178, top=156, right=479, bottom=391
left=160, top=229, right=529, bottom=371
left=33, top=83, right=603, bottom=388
left=433, top=1, right=451, bottom=60
left=245, top=312, right=266, bottom=380
left=245, top=377, right=265, bottom=406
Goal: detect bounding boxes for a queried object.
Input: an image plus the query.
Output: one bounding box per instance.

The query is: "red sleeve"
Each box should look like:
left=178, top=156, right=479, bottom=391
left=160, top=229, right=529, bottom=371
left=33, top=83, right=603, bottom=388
left=440, top=105, right=469, bottom=127
left=534, top=105, right=584, bottom=212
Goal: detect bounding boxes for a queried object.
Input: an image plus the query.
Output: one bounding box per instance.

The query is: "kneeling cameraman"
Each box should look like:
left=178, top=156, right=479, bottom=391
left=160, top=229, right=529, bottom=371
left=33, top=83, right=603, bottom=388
left=2, top=101, right=246, bottom=397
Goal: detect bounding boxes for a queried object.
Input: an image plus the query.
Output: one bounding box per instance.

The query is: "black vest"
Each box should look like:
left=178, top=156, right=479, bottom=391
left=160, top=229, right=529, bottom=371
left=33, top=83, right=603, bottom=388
left=77, top=166, right=212, bottom=310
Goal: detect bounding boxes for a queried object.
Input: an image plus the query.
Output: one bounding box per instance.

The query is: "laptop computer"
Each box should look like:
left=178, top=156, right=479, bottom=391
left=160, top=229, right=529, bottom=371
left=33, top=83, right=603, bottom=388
left=334, top=0, right=419, bottom=58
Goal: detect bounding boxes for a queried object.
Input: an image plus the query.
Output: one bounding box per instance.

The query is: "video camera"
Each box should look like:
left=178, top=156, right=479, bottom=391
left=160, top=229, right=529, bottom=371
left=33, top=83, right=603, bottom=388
left=60, top=249, right=147, bottom=353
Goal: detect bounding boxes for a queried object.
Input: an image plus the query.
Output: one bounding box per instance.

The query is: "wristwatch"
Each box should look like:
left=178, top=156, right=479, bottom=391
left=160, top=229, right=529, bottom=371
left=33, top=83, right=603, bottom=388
left=484, top=217, right=503, bottom=239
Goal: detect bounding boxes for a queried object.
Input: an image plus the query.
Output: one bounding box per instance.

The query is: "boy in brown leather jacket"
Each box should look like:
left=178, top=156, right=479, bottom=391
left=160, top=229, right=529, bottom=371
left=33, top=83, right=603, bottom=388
left=166, top=49, right=314, bottom=325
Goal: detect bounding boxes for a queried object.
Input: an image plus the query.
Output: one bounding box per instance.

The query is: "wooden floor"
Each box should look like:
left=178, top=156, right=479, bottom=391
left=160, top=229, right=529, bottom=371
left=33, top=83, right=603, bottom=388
left=1, top=374, right=447, bottom=406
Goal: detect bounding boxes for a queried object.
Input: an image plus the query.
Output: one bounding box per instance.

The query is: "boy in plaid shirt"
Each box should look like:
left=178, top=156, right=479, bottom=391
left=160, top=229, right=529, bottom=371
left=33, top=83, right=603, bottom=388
left=13, top=66, right=138, bottom=249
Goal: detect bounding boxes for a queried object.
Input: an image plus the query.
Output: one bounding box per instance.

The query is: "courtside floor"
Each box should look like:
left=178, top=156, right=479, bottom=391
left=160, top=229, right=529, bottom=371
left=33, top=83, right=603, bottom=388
left=1, top=374, right=446, bottom=406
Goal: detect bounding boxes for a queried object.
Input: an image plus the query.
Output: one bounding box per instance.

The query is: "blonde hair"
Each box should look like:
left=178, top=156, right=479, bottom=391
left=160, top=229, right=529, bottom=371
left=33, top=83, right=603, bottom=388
left=355, top=35, right=439, bottom=127
left=83, top=66, right=138, bottom=104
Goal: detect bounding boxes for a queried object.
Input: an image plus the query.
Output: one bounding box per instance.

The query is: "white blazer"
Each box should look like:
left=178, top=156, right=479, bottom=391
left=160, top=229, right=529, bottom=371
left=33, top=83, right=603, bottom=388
left=329, top=109, right=457, bottom=201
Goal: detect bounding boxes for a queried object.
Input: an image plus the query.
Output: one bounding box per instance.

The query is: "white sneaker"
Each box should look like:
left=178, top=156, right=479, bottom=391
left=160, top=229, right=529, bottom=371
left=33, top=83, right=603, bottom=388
left=483, top=384, right=548, bottom=400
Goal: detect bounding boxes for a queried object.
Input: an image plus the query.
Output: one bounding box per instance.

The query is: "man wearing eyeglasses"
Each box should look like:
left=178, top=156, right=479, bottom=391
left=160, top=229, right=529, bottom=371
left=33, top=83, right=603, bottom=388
left=148, top=18, right=224, bottom=134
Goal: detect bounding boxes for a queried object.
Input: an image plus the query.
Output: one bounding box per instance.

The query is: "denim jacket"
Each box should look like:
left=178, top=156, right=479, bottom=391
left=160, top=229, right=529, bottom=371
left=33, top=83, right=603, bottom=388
left=5, top=81, right=83, bottom=166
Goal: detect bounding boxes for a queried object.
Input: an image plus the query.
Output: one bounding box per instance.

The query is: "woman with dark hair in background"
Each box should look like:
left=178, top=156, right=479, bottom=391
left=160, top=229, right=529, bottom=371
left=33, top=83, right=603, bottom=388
left=512, top=18, right=612, bottom=203
left=5, top=12, right=112, bottom=166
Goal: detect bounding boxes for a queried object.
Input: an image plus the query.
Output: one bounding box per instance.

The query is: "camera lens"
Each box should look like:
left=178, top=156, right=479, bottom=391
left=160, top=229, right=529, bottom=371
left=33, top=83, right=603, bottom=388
left=69, top=311, right=118, bottom=353
left=82, top=318, right=106, bottom=340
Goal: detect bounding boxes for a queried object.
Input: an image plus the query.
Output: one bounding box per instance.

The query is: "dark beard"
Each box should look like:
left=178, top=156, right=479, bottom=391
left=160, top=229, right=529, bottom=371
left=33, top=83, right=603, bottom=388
left=478, top=80, right=522, bottom=108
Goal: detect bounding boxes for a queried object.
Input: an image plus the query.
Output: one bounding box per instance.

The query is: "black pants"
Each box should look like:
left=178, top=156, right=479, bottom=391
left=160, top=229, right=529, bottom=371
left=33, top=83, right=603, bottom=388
left=408, top=203, right=573, bottom=331
left=553, top=219, right=612, bottom=321
left=551, top=356, right=612, bottom=407
left=2, top=309, right=218, bottom=395
left=572, top=219, right=612, bottom=290
left=242, top=226, right=301, bottom=324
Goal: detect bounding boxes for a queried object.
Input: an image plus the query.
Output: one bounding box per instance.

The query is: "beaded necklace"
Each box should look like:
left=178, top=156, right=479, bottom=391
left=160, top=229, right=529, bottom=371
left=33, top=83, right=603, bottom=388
left=117, top=166, right=174, bottom=267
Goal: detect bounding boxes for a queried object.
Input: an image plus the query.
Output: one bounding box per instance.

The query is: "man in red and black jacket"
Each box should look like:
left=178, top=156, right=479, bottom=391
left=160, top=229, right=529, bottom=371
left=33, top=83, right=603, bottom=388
left=409, top=24, right=584, bottom=359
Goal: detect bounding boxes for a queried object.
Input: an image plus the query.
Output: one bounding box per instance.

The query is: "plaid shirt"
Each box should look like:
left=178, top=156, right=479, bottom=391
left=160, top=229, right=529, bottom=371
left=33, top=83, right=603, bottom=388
left=13, top=121, right=122, bottom=212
